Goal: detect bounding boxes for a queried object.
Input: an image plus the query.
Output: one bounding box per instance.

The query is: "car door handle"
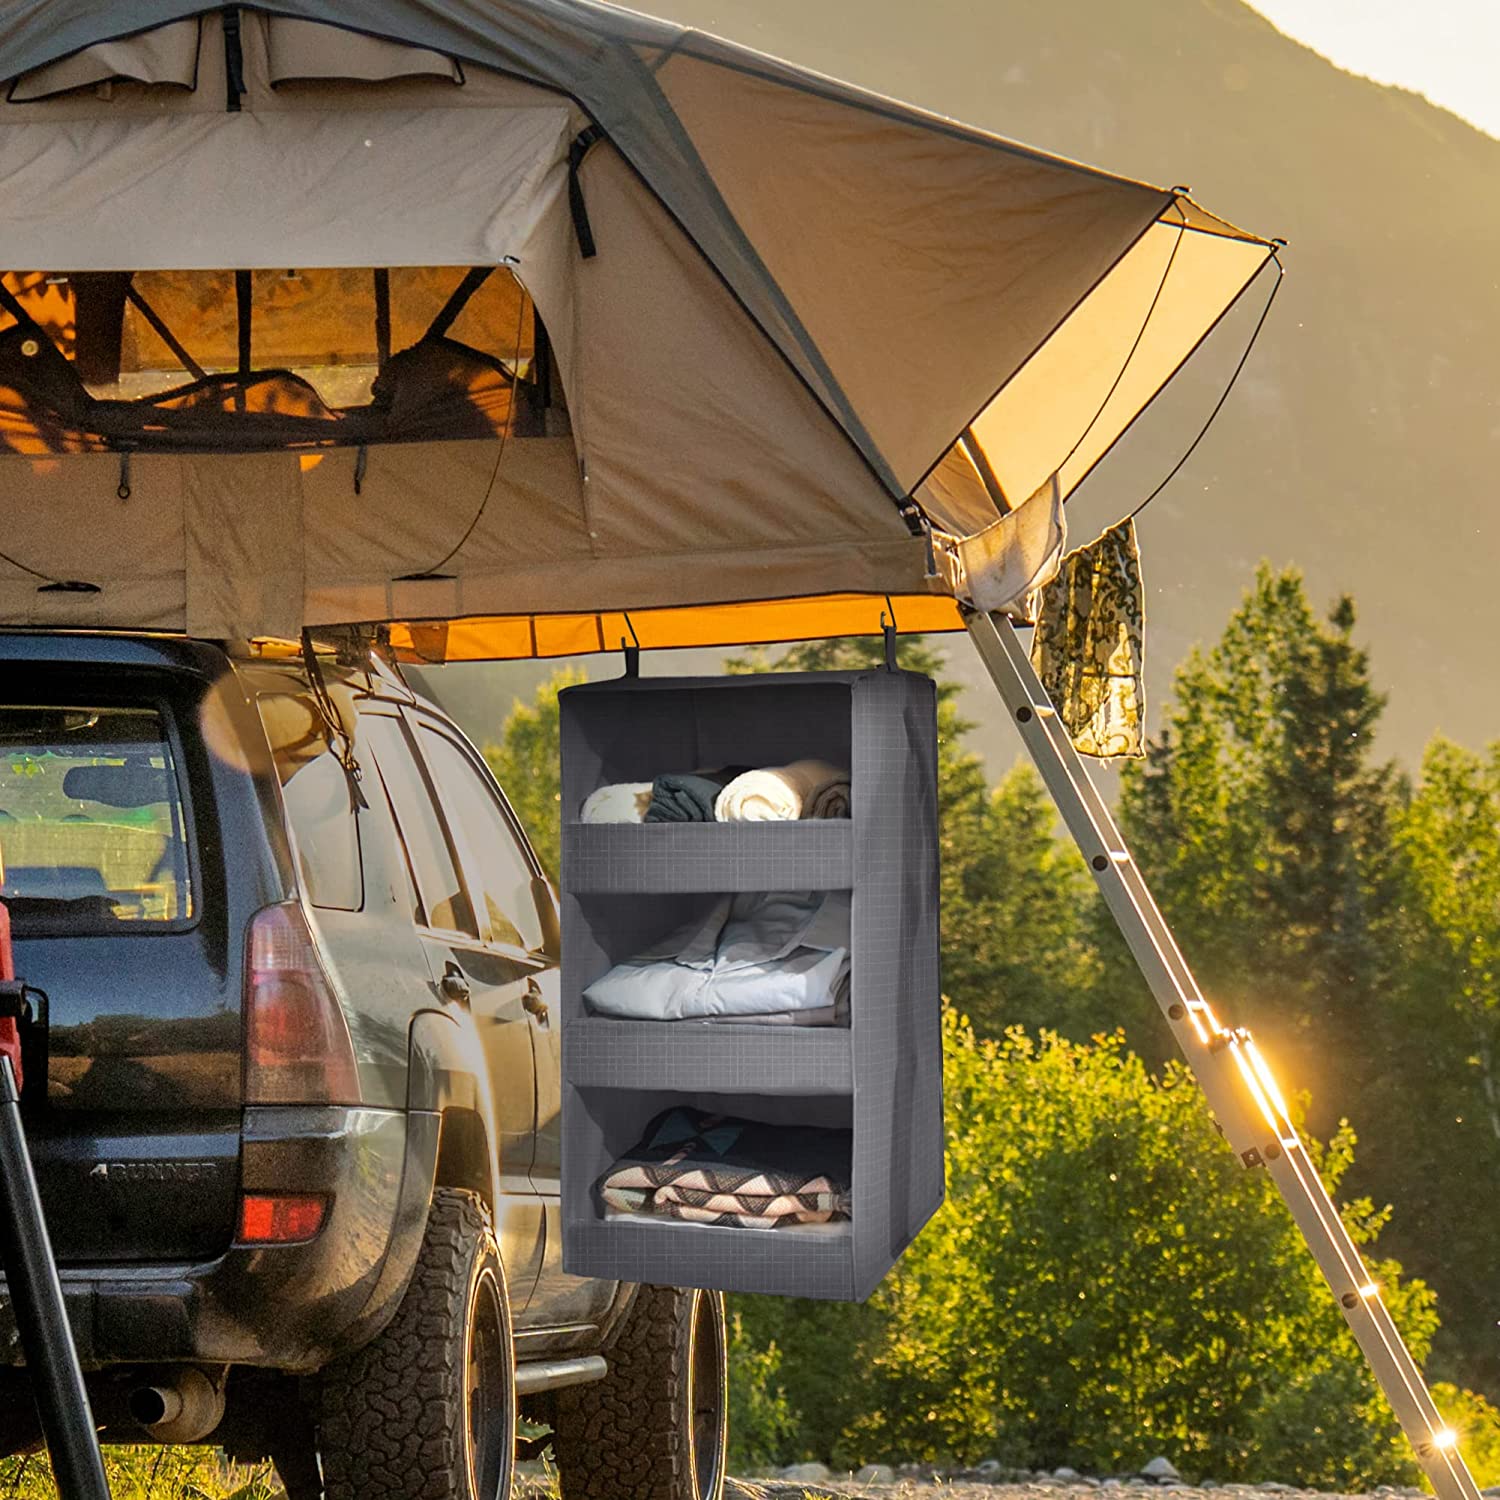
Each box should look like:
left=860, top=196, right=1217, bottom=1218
left=522, top=980, right=550, bottom=1025
left=440, top=963, right=470, bottom=1004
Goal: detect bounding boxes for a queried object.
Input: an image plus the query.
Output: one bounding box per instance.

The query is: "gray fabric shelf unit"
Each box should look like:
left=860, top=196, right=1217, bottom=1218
left=558, top=668, right=943, bottom=1302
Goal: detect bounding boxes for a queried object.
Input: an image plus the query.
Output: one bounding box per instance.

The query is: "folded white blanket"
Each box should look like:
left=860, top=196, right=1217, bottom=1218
left=714, top=759, right=851, bottom=821
left=585, top=891, right=851, bottom=1021
left=581, top=782, right=652, bottom=823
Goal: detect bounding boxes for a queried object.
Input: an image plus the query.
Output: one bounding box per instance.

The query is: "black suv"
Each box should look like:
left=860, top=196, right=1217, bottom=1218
left=0, top=630, right=728, bottom=1500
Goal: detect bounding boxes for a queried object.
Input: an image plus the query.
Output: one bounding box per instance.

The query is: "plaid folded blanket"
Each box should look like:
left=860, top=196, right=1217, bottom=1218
left=598, top=1106, right=851, bottom=1229
left=654, top=1182, right=846, bottom=1216
left=657, top=1200, right=838, bottom=1229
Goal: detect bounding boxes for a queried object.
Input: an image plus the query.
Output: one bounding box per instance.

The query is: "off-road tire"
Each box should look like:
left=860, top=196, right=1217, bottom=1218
left=318, top=1189, right=516, bottom=1500
left=553, top=1284, right=728, bottom=1500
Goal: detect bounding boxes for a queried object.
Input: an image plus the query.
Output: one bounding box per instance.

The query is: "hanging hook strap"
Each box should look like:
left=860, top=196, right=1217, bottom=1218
left=881, top=598, right=899, bottom=672
left=619, top=610, right=641, bottom=678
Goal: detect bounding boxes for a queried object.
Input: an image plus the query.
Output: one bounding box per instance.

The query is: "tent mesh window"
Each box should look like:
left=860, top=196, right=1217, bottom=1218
left=558, top=668, right=943, bottom=1302
left=0, top=265, right=548, bottom=454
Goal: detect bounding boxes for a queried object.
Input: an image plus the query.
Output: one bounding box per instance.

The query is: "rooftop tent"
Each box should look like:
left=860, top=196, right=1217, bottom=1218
left=0, top=2, right=1279, bottom=653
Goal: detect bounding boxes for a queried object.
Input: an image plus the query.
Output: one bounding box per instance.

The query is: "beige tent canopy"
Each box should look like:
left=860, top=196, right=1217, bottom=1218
left=0, top=1, right=1279, bottom=657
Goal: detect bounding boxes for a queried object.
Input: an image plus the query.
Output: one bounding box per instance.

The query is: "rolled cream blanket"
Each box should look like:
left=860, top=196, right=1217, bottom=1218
left=581, top=782, right=652, bottom=823
left=714, top=759, right=851, bottom=821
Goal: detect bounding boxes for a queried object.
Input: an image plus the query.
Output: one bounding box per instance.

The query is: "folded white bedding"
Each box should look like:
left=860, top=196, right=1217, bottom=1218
left=714, top=759, right=850, bottom=821
left=584, top=890, right=851, bottom=1021
left=581, top=782, right=652, bottom=823
left=699, top=976, right=850, bottom=1027
left=700, top=1004, right=842, bottom=1027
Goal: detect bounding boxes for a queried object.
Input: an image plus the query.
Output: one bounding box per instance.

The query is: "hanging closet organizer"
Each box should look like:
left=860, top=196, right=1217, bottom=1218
left=558, top=666, right=942, bottom=1301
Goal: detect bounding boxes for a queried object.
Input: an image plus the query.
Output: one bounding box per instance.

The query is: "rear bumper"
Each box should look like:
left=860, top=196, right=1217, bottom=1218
left=0, top=1105, right=439, bottom=1373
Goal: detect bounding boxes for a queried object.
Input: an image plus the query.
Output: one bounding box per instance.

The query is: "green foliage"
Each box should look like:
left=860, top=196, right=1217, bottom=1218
left=876, top=1014, right=1428, bottom=1481
left=1432, top=1384, right=1500, bottom=1488
left=1118, top=565, right=1402, bottom=1088
left=729, top=1290, right=883, bottom=1467
left=726, top=1311, right=799, bottom=1473
left=1377, top=738, right=1500, bottom=1392
left=0, top=1449, right=277, bottom=1499
left=481, top=666, right=586, bottom=880
left=735, top=1012, right=1430, bottom=1486
left=1396, top=737, right=1500, bottom=1143
left=948, top=763, right=1105, bottom=1038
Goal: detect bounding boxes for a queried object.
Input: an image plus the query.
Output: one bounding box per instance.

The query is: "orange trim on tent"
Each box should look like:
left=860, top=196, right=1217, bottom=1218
left=387, top=592, right=966, bottom=663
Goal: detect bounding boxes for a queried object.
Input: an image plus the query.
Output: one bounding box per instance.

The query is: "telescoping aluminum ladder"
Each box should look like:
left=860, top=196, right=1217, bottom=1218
left=965, top=608, right=1481, bottom=1500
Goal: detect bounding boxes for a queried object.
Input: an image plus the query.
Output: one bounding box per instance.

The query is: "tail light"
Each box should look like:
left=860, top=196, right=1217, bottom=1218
left=238, top=1193, right=328, bottom=1245
left=244, top=903, right=360, bottom=1105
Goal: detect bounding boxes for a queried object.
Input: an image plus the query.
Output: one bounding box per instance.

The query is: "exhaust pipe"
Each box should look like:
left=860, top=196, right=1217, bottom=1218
left=126, top=1369, right=224, bottom=1443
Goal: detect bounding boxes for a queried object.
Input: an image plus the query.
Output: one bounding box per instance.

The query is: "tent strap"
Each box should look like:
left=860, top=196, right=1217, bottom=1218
left=222, top=6, right=245, bottom=113
left=567, top=125, right=606, bottom=260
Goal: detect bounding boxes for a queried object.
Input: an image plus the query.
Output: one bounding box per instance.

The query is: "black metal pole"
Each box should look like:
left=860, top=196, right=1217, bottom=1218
left=0, top=1055, right=111, bottom=1500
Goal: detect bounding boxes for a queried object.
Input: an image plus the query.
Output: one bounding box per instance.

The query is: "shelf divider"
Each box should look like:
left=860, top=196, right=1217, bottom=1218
left=565, top=1017, right=853, bottom=1095
left=563, top=820, right=853, bottom=893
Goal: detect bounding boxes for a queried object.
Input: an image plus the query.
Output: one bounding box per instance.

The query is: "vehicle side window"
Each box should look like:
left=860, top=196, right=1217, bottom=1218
left=363, top=714, right=477, bottom=939
left=417, top=725, right=542, bottom=954
left=257, top=693, right=363, bottom=912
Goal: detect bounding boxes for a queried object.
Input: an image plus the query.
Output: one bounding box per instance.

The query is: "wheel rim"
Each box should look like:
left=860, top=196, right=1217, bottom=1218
left=686, top=1290, right=727, bottom=1499
left=467, top=1267, right=513, bottom=1500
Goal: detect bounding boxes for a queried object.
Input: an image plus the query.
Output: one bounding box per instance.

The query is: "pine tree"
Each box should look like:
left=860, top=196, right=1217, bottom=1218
left=1115, top=565, right=1402, bottom=1124
left=1382, top=736, right=1500, bottom=1393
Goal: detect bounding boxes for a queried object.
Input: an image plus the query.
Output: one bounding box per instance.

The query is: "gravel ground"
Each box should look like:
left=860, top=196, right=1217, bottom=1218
left=723, top=1486, right=1396, bottom=1500
left=513, top=1476, right=1436, bottom=1500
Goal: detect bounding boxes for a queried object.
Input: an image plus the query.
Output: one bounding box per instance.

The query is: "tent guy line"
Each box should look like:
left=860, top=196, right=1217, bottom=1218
left=1123, top=254, right=1287, bottom=526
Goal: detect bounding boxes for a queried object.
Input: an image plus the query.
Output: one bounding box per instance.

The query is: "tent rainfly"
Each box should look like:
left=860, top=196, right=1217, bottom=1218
left=0, top=2, right=1281, bottom=658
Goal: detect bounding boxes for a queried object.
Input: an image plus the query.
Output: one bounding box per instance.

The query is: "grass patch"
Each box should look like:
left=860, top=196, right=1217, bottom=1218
left=0, top=1448, right=278, bottom=1499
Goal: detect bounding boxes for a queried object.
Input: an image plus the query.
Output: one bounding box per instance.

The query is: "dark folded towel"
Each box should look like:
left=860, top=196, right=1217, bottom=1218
left=645, top=766, right=747, bottom=823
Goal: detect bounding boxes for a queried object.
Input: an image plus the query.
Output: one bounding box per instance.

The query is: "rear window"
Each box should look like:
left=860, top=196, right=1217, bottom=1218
left=0, top=705, right=194, bottom=934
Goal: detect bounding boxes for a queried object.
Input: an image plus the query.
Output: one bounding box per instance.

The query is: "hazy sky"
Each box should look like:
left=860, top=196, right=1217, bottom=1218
left=1250, top=0, right=1500, bottom=138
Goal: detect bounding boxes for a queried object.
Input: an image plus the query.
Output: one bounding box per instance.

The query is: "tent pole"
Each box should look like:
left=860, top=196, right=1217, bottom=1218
left=964, top=607, right=1480, bottom=1500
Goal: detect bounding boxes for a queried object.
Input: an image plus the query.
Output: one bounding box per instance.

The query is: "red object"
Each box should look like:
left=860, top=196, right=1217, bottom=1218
left=243, top=903, right=360, bottom=1105
left=237, top=1193, right=327, bottom=1245
left=0, top=901, right=22, bottom=1093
